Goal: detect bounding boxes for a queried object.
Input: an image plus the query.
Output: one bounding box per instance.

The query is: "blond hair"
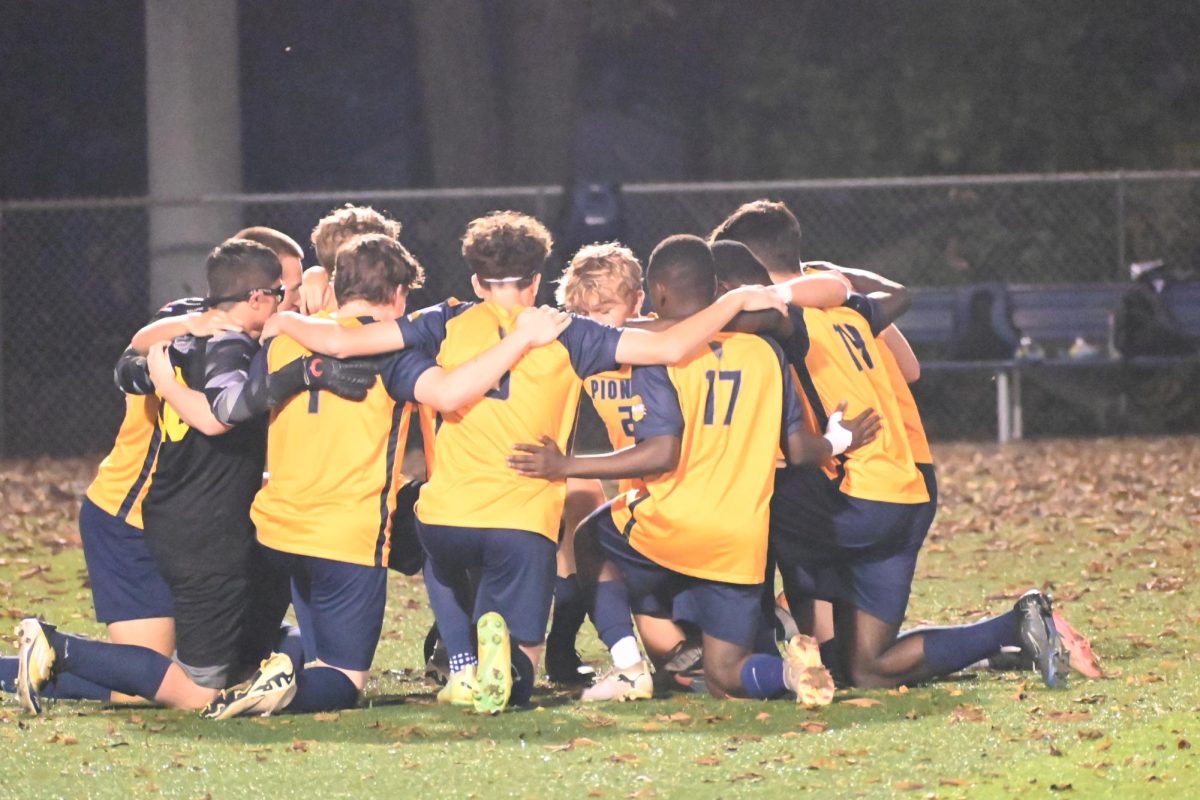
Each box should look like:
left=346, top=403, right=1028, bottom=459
left=556, top=242, right=643, bottom=312
left=311, top=205, right=402, bottom=269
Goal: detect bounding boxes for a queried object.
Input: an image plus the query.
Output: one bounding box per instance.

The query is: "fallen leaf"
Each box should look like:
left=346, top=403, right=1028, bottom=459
left=939, top=778, right=969, bottom=786
left=755, top=711, right=771, bottom=721
left=695, top=755, right=721, bottom=766
left=839, top=698, right=881, bottom=708
left=290, top=740, right=314, bottom=752
left=893, top=781, right=925, bottom=791
left=608, top=753, right=639, bottom=764
left=312, top=712, right=339, bottom=722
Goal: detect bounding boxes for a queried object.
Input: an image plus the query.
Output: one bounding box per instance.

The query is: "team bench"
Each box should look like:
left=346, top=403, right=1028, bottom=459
left=900, top=282, right=1200, bottom=442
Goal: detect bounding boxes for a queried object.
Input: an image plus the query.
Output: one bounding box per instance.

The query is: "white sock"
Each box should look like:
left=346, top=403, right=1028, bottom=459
left=610, top=636, right=642, bottom=670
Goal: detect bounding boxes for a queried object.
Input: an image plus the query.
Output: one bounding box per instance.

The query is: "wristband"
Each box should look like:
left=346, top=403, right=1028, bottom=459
left=823, top=410, right=853, bottom=456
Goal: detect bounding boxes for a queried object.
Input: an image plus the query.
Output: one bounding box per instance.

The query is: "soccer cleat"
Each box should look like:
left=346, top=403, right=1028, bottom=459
left=783, top=634, right=835, bottom=707
left=580, top=661, right=653, bottom=702
left=437, top=665, right=477, bottom=706
left=201, top=652, right=297, bottom=720
left=655, top=638, right=705, bottom=694
left=1014, top=590, right=1070, bottom=689
left=1052, top=610, right=1103, bottom=678
left=545, top=640, right=595, bottom=686
left=423, top=626, right=450, bottom=686
left=473, top=612, right=512, bottom=715
left=15, top=619, right=56, bottom=716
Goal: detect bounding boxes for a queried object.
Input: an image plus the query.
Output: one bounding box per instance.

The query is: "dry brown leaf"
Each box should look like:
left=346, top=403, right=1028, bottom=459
left=695, top=755, right=721, bottom=766
left=839, top=697, right=881, bottom=708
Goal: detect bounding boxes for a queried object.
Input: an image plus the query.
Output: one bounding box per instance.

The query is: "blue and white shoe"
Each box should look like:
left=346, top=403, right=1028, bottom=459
left=1014, top=591, right=1069, bottom=689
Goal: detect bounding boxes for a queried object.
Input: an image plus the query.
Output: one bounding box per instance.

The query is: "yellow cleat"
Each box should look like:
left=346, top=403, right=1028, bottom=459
left=437, top=665, right=477, bottom=706
left=783, top=634, right=835, bottom=707
left=473, top=612, right=512, bottom=715
left=201, top=652, right=297, bottom=720
left=15, top=619, right=55, bottom=716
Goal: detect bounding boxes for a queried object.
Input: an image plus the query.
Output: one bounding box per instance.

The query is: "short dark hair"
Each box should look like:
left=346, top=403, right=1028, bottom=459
left=709, top=200, right=802, bottom=274
left=461, top=211, right=553, bottom=285
left=206, top=239, right=282, bottom=306
left=646, top=234, right=716, bottom=305
left=334, top=234, right=425, bottom=306
left=711, top=240, right=772, bottom=288
left=234, top=226, right=304, bottom=259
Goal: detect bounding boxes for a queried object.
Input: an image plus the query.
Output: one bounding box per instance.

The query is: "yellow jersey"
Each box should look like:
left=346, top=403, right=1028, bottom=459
left=399, top=300, right=623, bottom=542
left=252, top=315, right=438, bottom=567
left=584, top=365, right=645, bottom=496
left=877, top=337, right=933, bottom=465
left=85, top=394, right=162, bottom=528
left=610, top=333, right=804, bottom=585
left=791, top=299, right=928, bottom=504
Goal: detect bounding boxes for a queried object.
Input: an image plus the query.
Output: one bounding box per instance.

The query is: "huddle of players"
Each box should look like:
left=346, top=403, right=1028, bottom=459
left=9, top=199, right=1089, bottom=719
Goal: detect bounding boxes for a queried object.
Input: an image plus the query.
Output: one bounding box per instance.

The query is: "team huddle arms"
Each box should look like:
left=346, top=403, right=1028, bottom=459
left=8, top=202, right=1096, bottom=722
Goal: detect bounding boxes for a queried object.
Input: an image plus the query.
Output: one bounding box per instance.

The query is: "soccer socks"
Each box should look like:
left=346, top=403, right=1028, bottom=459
left=422, top=560, right=477, bottom=673
left=592, top=580, right=636, bottom=650
left=740, top=654, right=788, bottom=699
left=917, top=610, right=1021, bottom=676
left=48, top=630, right=171, bottom=701
left=276, top=624, right=306, bottom=668
left=509, top=647, right=535, bottom=707
left=0, top=655, right=111, bottom=701
left=287, top=666, right=359, bottom=713
left=548, top=575, right=587, bottom=647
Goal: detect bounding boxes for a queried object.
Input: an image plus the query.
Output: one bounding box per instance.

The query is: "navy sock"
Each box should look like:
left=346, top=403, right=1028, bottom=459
left=548, top=575, right=587, bottom=645
left=287, top=666, right=359, bottom=713
left=918, top=610, right=1020, bottom=676
left=422, top=560, right=475, bottom=670
left=0, top=654, right=113, bottom=701
left=740, top=654, right=788, bottom=699
left=276, top=624, right=306, bottom=668
left=510, top=648, right=535, bottom=707
left=49, top=630, right=171, bottom=701
left=592, top=580, right=635, bottom=650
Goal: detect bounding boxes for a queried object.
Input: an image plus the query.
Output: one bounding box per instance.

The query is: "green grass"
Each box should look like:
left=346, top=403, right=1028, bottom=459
left=1, top=437, right=1198, bottom=798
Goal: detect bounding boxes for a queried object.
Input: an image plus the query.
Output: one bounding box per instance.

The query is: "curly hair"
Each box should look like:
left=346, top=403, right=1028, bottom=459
left=555, top=242, right=642, bottom=312
left=333, top=233, right=425, bottom=307
left=311, top=205, right=403, bottom=270
left=461, top=211, right=553, bottom=284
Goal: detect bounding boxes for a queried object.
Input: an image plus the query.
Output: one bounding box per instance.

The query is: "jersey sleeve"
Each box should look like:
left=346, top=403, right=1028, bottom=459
left=380, top=348, right=439, bottom=403
left=203, top=333, right=261, bottom=425
left=843, top=293, right=887, bottom=337
left=396, top=301, right=455, bottom=356
left=779, top=306, right=810, bottom=369
left=630, top=365, right=684, bottom=440
left=558, top=315, right=623, bottom=378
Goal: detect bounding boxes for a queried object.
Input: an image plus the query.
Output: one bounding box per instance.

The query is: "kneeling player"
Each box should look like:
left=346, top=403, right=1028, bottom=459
left=511, top=236, right=878, bottom=702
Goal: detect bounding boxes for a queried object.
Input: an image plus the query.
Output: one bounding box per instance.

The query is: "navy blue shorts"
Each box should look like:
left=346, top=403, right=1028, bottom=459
left=769, top=466, right=925, bottom=625
left=264, top=548, right=387, bottom=672
left=589, top=509, right=765, bottom=649
left=79, top=497, right=174, bottom=624
left=416, top=521, right=555, bottom=646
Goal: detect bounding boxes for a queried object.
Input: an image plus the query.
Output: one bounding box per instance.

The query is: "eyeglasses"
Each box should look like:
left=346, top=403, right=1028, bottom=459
left=204, top=285, right=286, bottom=307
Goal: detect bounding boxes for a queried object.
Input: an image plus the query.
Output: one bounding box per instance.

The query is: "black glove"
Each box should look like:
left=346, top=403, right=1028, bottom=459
left=266, top=355, right=378, bottom=406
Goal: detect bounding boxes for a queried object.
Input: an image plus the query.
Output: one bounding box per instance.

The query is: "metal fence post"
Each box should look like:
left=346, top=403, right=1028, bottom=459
left=1116, top=171, right=1127, bottom=279
left=0, top=210, right=4, bottom=459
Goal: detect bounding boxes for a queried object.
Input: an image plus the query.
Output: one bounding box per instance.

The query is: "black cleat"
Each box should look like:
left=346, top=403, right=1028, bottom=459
left=423, top=624, right=449, bottom=686
left=545, top=638, right=595, bottom=686
left=1014, top=590, right=1069, bottom=689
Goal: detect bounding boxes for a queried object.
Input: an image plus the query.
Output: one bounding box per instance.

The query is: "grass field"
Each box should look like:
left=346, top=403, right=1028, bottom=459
left=1, top=437, right=1198, bottom=799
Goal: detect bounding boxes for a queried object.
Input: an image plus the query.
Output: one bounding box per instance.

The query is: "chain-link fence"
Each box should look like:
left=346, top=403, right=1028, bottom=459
left=2, top=170, right=1198, bottom=456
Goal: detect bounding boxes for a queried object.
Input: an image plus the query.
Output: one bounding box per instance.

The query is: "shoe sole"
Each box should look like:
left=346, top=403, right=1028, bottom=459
left=203, top=662, right=297, bottom=720
left=1021, top=594, right=1069, bottom=690
left=15, top=621, right=52, bottom=716
left=474, top=613, right=512, bottom=715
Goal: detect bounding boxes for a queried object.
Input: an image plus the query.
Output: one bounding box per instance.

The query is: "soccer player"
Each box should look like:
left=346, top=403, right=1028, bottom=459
left=510, top=235, right=878, bottom=703
left=712, top=200, right=1071, bottom=689
left=14, top=240, right=336, bottom=713
left=263, top=211, right=788, bottom=713
left=200, top=234, right=571, bottom=718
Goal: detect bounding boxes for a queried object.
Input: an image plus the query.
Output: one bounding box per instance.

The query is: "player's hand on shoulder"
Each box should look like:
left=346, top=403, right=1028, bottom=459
left=299, top=354, right=378, bottom=401
left=299, top=267, right=334, bottom=315
left=260, top=312, right=291, bottom=342
left=507, top=435, right=568, bottom=481
left=516, top=305, right=572, bottom=347
left=726, top=284, right=788, bottom=314
left=146, top=342, right=174, bottom=388
left=185, top=309, right=241, bottom=338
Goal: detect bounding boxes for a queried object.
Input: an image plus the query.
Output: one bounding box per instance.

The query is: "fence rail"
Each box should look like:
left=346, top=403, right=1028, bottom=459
left=2, top=170, right=1198, bottom=456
